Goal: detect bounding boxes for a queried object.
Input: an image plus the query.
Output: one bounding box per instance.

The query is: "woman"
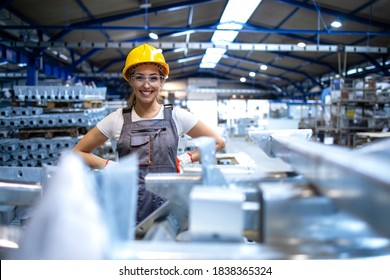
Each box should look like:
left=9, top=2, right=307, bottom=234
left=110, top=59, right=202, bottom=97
left=73, top=43, right=225, bottom=223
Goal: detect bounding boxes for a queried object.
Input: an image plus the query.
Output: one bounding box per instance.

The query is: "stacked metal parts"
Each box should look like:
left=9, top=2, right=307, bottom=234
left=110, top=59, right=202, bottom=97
left=0, top=85, right=108, bottom=167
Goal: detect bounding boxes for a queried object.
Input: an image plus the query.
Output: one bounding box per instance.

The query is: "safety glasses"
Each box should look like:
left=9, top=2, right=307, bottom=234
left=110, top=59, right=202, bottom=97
left=131, top=74, right=165, bottom=85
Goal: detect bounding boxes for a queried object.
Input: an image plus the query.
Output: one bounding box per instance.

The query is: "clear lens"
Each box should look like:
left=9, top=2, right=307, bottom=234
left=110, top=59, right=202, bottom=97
left=131, top=75, right=164, bottom=85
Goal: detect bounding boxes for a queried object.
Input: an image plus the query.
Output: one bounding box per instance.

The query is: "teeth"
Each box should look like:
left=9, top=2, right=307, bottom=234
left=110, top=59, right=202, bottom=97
left=141, top=91, right=152, bottom=96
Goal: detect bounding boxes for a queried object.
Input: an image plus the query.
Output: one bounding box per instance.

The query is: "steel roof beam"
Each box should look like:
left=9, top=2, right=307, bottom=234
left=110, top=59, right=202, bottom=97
left=98, top=58, right=124, bottom=73
left=216, top=61, right=302, bottom=97
left=219, top=55, right=308, bottom=93
left=268, top=51, right=337, bottom=72
left=278, top=0, right=389, bottom=29
left=4, top=41, right=388, bottom=54
left=47, top=0, right=218, bottom=41
left=216, top=61, right=296, bottom=88
left=358, top=53, right=390, bottom=76
left=71, top=49, right=101, bottom=68
left=224, top=53, right=319, bottom=86
left=352, top=0, right=380, bottom=14
left=73, top=0, right=113, bottom=43
left=3, top=24, right=390, bottom=37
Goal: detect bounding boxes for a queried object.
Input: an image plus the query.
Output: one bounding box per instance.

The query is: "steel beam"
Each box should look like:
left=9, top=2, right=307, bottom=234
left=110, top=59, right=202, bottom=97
left=3, top=41, right=388, bottom=54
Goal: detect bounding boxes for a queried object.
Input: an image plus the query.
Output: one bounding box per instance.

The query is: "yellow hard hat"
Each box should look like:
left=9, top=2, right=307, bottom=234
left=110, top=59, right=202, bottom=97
left=122, top=43, right=169, bottom=82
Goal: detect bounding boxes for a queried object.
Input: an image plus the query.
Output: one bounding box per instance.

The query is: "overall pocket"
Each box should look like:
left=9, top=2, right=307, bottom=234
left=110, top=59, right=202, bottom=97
left=131, top=135, right=151, bottom=166
left=130, top=128, right=166, bottom=166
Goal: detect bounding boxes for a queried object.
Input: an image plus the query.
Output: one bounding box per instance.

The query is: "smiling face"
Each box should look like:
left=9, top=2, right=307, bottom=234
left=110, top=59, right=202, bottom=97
left=130, top=63, right=165, bottom=105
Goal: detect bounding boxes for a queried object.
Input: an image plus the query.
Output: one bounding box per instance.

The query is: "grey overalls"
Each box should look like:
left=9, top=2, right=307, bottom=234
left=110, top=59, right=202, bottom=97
left=116, top=104, right=179, bottom=223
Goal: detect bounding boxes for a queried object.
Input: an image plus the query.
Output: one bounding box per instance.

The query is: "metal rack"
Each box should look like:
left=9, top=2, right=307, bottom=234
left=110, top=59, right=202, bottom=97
left=300, top=77, right=390, bottom=146
left=0, top=85, right=108, bottom=167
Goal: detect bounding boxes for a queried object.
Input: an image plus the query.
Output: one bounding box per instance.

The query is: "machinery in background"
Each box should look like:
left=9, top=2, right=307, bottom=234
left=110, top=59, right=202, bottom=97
left=0, top=129, right=390, bottom=259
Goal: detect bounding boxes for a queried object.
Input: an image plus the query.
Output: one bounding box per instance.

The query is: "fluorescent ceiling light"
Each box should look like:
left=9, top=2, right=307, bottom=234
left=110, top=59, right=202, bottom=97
left=200, top=48, right=226, bottom=68
left=170, top=30, right=195, bottom=37
left=140, top=3, right=151, bottom=9
left=200, top=62, right=217, bottom=68
left=272, top=84, right=283, bottom=93
left=50, top=50, right=68, bottom=61
left=59, top=53, right=69, bottom=61
left=220, top=0, right=262, bottom=24
left=211, top=30, right=239, bottom=45
left=201, top=0, right=262, bottom=69
left=178, top=55, right=203, bottom=64
left=204, top=48, right=226, bottom=63
left=149, top=32, right=158, bottom=40
left=173, top=48, right=187, bottom=53
left=331, top=20, right=342, bottom=28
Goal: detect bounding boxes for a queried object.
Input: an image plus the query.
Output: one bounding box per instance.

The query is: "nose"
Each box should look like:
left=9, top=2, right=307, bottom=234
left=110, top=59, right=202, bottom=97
left=143, top=80, right=152, bottom=87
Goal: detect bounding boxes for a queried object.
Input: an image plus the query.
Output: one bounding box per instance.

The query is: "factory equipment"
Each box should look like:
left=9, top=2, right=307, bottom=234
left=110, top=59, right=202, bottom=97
left=0, top=129, right=390, bottom=260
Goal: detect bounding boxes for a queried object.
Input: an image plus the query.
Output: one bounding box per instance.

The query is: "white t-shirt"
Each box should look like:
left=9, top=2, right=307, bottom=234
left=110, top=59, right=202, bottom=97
left=97, top=105, right=199, bottom=140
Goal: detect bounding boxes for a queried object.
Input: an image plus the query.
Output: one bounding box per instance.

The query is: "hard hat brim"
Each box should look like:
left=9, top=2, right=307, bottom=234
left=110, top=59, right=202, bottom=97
left=122, top=62, right=169, bottom=82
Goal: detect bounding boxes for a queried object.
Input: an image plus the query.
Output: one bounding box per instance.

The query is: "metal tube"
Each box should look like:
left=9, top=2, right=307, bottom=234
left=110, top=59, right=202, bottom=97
left=0, top=181, right=41, bottom=206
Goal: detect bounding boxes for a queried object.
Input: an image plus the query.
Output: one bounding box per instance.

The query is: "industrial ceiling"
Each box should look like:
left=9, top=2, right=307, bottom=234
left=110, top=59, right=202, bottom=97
left=0, top=0, right=389, bottom=100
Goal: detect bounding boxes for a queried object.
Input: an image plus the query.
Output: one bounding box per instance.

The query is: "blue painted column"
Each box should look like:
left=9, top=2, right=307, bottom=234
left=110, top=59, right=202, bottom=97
left=26, top=56, right=37, bottom=85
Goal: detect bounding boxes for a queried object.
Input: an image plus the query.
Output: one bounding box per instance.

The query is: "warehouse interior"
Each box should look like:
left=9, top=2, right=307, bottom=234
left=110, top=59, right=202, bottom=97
left=0, top=0, right=390, bottom=260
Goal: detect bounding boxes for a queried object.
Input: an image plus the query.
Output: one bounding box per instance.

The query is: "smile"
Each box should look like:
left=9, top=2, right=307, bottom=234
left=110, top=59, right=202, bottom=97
left=140, top=91, right=153, bottom=96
